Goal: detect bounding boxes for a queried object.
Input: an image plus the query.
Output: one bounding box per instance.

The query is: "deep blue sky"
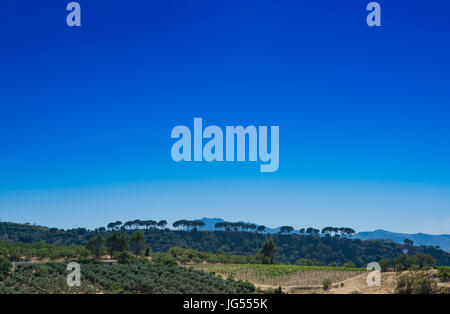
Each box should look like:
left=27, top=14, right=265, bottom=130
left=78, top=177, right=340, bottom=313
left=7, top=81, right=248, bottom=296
left=0, top=1, right=449, bottom=233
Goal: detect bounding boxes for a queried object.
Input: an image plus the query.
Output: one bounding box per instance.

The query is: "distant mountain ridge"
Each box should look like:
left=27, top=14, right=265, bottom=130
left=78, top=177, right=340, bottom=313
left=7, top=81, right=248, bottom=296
left=354, top=229, right=450, bottom=253
left=199, top=218, right=450, bottom=252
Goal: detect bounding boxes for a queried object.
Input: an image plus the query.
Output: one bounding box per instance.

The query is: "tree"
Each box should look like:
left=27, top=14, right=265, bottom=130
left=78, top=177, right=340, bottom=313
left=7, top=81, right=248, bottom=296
left=279, top=226, right=294, bottom=235
left=0, top=256, right=12, bottom=280
left=342, top=261, right=356, bottom=268
left=192, top=220, right=205, bottom=231
left=258, top=239, right=277, bottom=264
left=340, top=227, right=356, bottom=238
left=144, top=246, right=153, bottom=257
left=107, top=222, right=115, bottom=231
left=248, top=224, right=257, bottom=233
left=256, top=225, right=266, bottom=233
left=414, top=253, right=435, bottom=268
left=404, top=238, right=414, bottom=247
left=124, top=221, right=135, bottom=230
left=321, top=227, right=333, bottom=237
left=143, top=220, right=157, bottom=229
left=173, top=220, right=187, bottom=230
left=134, top=219, right=144, bottom=229
left=130, top=230, right=146, bottom=257
left=157, top=220, right=167, bottom=229
left=379, top=258, right=390, bottom=272
left=86, top=234, right=105, bottom=259
left=117, top=251, right=134, bottom=264
left=173, top=219, right=205, bottom=231
left=106, top=231, right=129, bottom=259
left=322, top=278, right=332, bottom=290
left=215, top=222, right=225, bottom=231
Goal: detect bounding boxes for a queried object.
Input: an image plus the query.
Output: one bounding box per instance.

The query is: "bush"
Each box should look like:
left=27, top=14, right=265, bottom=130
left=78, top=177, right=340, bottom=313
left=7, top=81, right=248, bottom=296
left=236, top=280, right=256, bottom=293
left=116, top=251, right=134, bottom=264
left=0, top=257, right=12, bottom=280
left=322, top=278, right=332, bottom=290
left=395, top=272, right=437, bottom=294
left=342, top=262, right=355, bottom=268
left=414, top=274, right=436, bottom=294
left=297, top=258, right=325, bottom=266
left=395, top=263, right=405, bottom=271
left=437, top=266, right=450, bottom=282
left=152, top=253, right=177, bottom=266
left=395, top=274, right=414, bottom=294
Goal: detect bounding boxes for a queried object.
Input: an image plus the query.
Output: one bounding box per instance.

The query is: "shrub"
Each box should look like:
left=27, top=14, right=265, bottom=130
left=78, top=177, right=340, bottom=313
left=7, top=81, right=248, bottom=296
left=322, top=278, right=332, bottom=290
left=395, top=272, right=437, bottom=294
left=236, top=280, right=256, bottom=293
left=0, top=257, right=12, bottom=280
left=395, top=263, right=405, bottom=271
left=116, top=251, right=134, bottom=264
left=413, top=274, right=436, bottom=294
left=395, top=274, right=415, bottom=294
left=342, top=262, right=355, bottom=268
left=437, top=266, right=450, bottom=282
left=152, top=253, right=177, bottom=266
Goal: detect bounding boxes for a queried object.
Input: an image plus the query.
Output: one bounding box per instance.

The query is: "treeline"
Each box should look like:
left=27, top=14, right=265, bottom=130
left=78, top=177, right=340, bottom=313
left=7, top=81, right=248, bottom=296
left=0, top=218, right=356, bottom=238
left=106, top=219, right=167, bottom=231
left=0, top=241, right=89, bottom=260
left=379, top=253, right=437, bottom=272
left=213, top=222, right=356, bottom=237
left=105, top=219, right=206, bottom=232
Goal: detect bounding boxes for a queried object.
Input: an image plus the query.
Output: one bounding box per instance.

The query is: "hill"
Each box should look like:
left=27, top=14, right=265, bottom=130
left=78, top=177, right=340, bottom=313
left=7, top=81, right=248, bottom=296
left=354, top=229, right=450, bottom=252
left=1, top=221, right=449, bottom=267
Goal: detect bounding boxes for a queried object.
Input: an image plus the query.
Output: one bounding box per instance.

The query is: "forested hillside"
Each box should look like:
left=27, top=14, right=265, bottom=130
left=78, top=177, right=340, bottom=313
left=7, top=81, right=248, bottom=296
left=1, top=221, right=449, bottom=267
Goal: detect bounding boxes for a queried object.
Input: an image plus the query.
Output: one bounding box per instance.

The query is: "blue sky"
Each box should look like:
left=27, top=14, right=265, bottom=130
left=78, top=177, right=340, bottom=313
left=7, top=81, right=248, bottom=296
left=0, top=1, right=449, bottom=233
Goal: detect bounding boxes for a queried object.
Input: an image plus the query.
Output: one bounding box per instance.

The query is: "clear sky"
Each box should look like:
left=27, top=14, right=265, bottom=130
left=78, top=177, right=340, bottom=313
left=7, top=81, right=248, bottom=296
left=0, top=1, right=449, bottom=233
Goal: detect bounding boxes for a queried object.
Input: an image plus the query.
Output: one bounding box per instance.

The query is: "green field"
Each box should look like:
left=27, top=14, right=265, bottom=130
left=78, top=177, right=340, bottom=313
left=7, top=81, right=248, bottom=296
left=189, top=264, right=367, bottom=287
